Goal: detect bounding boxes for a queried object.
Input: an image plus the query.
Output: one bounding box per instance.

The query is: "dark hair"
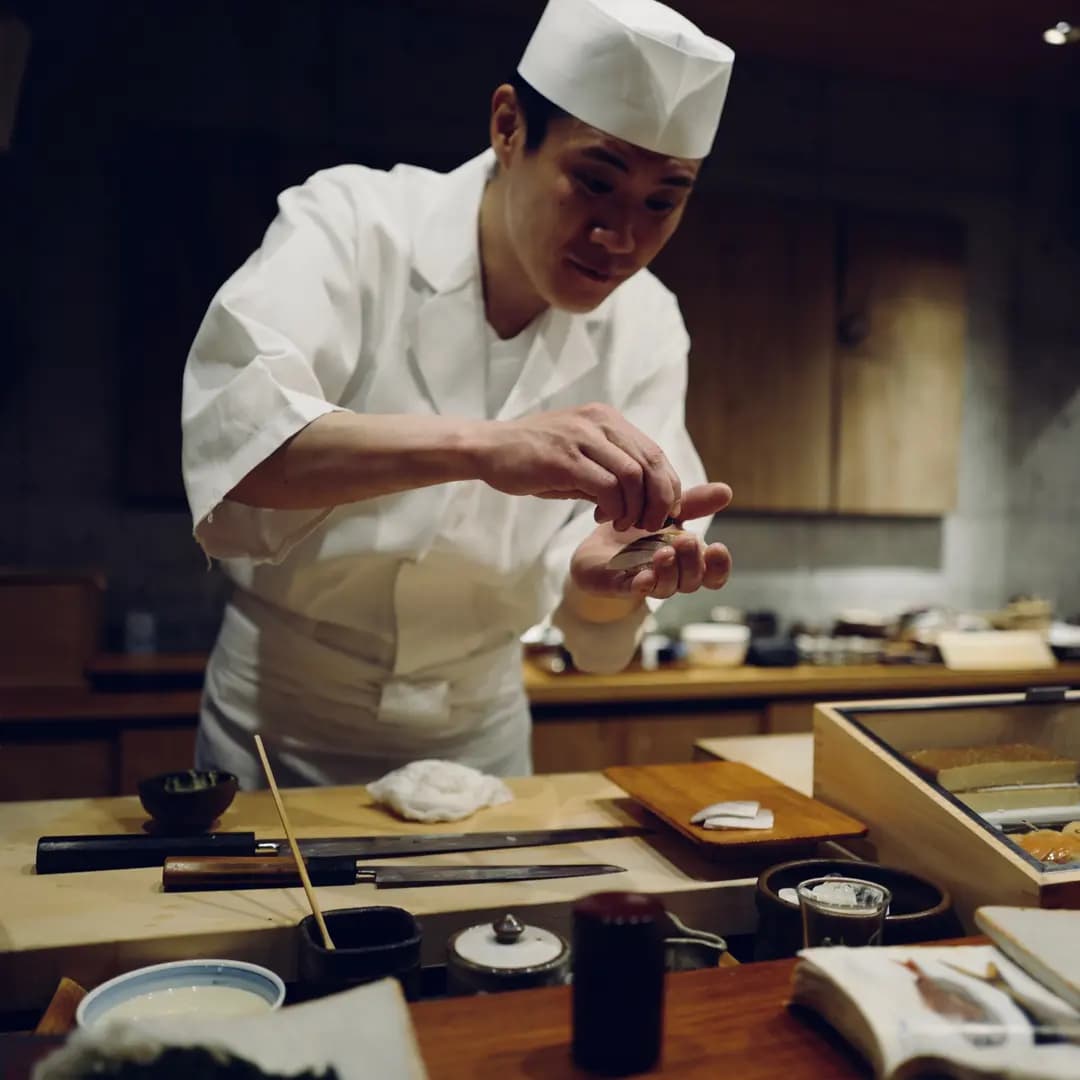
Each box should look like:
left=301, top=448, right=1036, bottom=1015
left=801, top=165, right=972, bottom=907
left=509, top=72, right=569, bottom=151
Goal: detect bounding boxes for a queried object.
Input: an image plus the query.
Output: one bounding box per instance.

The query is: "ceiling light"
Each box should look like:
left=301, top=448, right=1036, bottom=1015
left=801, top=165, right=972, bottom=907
left=1043, top=20, right=1080, bottom=44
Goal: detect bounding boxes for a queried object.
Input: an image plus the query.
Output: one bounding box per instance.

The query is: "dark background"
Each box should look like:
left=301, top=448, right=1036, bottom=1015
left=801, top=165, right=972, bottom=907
left=2, top=0, right=1078, bottom=650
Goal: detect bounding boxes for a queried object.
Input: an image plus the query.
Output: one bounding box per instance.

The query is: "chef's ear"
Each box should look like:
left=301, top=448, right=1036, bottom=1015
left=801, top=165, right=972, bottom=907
left=489, top=83, right=525, bottom=168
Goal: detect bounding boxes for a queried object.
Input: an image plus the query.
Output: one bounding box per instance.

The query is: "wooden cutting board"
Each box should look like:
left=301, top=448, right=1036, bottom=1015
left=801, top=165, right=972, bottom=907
left=604, top=761, right=867, bottom=851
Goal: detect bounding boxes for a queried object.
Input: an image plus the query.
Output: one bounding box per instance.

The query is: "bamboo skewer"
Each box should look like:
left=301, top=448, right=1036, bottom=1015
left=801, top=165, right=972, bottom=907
left=253, top=733, right=335, bottom=951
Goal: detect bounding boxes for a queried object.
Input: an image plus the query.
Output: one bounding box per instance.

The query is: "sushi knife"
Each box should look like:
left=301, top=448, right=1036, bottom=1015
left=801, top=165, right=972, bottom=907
left=162, top=855, right=627, bottom=892
left=35, top=825, right=650, bottom=874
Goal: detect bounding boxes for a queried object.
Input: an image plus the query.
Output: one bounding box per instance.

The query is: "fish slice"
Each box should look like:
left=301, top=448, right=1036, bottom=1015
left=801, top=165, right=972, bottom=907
left=607, top=517, right=685, bottom=572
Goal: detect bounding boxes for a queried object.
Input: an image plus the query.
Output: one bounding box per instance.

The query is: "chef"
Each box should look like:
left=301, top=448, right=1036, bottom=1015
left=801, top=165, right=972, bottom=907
left=181, top=0, right=736, bottom=788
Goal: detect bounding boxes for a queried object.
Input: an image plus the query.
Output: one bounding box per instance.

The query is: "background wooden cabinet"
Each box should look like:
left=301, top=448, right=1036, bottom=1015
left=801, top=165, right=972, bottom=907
left=653, top=192, right=836, bottom=513
left=0, top=720, right=197, bottom=801
left=531, top=705, right=763, bottom=773
left=834, top=209, right=968, bottom=515
left=653, top=192, right=968, bottom=516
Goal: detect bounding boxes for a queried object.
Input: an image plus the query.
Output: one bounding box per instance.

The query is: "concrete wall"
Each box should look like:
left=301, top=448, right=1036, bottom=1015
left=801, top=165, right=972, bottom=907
left=1, top=8, right=1076, bottom=650
left=1001, top=108, right=1080, bottom=614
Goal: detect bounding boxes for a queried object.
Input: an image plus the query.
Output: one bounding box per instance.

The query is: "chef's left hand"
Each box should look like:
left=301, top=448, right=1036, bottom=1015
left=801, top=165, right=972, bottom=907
left=570, top=482, right=733, bottom=600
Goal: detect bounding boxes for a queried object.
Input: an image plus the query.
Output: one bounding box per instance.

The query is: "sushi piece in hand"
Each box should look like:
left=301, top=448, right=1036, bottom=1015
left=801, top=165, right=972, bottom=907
left=606, top=518, right=686, bottom=573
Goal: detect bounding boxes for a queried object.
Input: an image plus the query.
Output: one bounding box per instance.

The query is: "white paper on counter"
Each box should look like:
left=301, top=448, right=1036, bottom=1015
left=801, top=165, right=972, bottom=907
left=690, top=799, right=760, bottom=824
left=702, top=808, right=775, bottom=830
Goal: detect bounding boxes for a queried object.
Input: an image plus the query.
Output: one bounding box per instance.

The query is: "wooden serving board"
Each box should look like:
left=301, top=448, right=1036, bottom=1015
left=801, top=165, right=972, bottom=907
left=604, top=761, right=867, bottom=851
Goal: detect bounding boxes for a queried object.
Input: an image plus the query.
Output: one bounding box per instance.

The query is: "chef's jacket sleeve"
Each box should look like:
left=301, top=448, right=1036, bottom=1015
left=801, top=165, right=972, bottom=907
left=181, top=170, right=366, bottom=563
left=550, top=284, right=709, bottom=674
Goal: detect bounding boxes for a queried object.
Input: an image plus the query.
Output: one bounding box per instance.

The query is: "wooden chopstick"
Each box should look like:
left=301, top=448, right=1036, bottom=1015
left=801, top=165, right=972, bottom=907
left=253, top=733, right=335, bottom=951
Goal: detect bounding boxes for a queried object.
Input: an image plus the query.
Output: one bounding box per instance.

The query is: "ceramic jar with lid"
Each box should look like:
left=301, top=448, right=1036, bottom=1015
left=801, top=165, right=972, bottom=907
left=446, top=913, right=570, bottom=995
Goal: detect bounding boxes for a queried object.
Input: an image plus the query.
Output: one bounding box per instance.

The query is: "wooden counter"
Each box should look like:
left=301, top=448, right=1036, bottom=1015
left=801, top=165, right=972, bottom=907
left=411, top=955, right=868, bottom=1079
left=0, top=773, right=768, bottom=1014
left=7, top=948, right=994, bottom=1079
left=1, top=958, right=872, bottom=1079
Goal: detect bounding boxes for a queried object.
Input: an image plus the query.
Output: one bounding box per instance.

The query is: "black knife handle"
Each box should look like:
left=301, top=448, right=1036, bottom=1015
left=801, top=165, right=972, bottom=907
left=35, top=832, right=259, bottom=874
left=162, top=855, right=357, bottom=891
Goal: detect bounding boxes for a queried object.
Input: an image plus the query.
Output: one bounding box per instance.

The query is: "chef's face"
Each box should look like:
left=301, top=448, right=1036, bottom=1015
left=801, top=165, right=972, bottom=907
left=491, top=89, right=701, bottom=313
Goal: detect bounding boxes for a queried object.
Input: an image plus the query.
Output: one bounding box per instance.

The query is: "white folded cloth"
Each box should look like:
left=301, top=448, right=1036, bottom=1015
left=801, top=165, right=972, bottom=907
left=366, top=759, right=513, bottom=823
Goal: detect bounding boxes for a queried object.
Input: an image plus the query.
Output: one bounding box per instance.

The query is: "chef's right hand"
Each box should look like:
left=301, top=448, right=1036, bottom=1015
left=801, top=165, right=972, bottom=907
left=469, top=403, right=681, bottom=532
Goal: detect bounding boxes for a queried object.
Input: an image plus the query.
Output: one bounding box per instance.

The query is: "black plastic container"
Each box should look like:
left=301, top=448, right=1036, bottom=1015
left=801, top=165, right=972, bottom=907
left=297, top=906, right=422, bottom=1001
left=572, top=891, right=666, bottom=1076
left=755, top=857, right=961, bottom=960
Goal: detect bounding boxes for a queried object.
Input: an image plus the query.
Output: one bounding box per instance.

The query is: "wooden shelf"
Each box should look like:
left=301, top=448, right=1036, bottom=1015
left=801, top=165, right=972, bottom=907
left=2, top=658, right=1076, bottom=800
left=4, top=657, right=1076, bottom=718
left=524, top=660, right=1080, bottom=706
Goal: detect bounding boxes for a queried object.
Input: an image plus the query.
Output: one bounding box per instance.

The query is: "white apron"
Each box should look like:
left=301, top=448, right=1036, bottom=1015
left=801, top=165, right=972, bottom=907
left=196, top=589, right=530, bottom=787
left=182, top=150, right=708, bottom=788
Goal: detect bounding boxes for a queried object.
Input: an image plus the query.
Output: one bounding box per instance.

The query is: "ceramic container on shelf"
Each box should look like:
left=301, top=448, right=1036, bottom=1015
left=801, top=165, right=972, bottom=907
left=446, top=913, right=571, bottom=995
left=680, top=622, right=750, bottom=667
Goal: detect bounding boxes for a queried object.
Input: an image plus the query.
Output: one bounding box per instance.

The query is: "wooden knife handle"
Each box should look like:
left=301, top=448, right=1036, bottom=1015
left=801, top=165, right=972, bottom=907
left=162, top=855, right=356, bottom=891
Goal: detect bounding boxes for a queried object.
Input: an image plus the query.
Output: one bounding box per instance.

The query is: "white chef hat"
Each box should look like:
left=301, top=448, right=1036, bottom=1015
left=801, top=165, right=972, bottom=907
left=517, top=0, right=734, bottom=160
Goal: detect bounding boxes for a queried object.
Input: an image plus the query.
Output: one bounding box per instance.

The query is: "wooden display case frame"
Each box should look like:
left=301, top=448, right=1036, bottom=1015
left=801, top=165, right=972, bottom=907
left=813, top=688, right=1080, bottom=930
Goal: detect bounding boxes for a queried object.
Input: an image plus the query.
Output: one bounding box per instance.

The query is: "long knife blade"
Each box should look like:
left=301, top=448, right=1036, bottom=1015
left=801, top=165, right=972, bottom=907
left=362, top=864, right=626, bottom=888
left=288, top=826, right=649, bottom=860
left=161, top=855, right=626, bottom=891
left=37, top=826, right=650, bottom=874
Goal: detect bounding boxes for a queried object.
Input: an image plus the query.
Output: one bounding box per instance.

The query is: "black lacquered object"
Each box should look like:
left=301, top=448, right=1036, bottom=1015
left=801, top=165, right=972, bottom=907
left=571, top=891, right=666, bottom=1076
left=297, top=905, right=423, bottom=1001
left=36, top=831, right=257, bottom=874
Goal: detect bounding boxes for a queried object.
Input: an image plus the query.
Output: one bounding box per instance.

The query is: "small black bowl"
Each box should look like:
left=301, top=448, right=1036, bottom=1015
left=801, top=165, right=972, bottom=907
left=754, top=857, right=962, bottom=961
left=137, top=769, right=238, bottom=831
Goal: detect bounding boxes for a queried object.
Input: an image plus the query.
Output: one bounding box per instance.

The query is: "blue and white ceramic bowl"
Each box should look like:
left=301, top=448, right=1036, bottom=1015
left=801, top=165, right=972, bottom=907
left=76, top=959, right=286, bottom=1029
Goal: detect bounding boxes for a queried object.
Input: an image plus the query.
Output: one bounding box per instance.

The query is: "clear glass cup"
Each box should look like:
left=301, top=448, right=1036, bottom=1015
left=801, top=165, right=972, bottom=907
left=797, top=875, right=891, bottom=948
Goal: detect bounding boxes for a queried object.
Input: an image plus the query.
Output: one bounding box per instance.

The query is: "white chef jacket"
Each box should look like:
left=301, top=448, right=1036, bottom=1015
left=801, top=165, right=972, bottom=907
left=181, top=148, right=708, bottom=788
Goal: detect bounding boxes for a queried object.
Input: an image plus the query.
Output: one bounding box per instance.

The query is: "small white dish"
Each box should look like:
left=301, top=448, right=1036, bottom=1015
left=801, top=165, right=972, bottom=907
left=76, top=959, right=285, bottom=1030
